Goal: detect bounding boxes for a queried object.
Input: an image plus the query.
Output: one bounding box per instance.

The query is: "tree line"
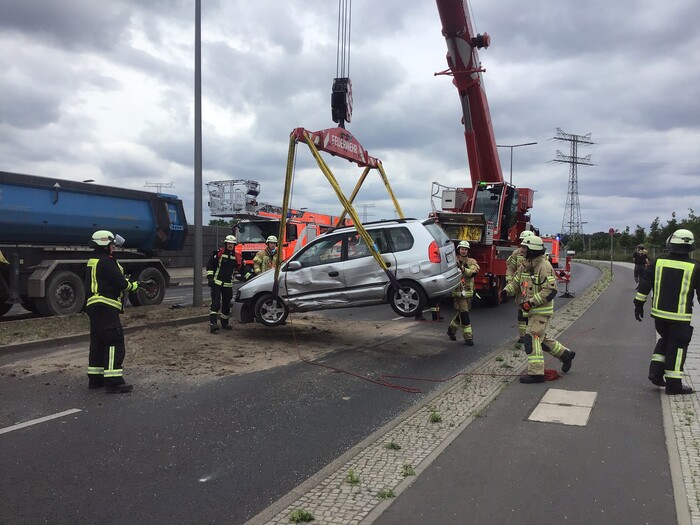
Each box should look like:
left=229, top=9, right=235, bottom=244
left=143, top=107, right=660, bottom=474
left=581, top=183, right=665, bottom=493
left=563, top=209, right=700, bottom=261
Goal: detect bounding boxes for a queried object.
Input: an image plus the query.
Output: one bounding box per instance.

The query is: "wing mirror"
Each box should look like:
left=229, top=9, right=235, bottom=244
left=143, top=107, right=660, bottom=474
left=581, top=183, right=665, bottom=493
left=286, top=261, right=302, bottom=271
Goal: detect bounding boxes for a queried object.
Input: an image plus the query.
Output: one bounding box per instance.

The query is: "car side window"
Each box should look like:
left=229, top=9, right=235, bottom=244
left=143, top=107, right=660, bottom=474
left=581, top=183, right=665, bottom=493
left=369, top=230, right=390, bottom=254
left=387, top=227, right=414, bottom=252
left=347, top=233, right=371, bottom=260
left=296, top=235, right=343, bottom=267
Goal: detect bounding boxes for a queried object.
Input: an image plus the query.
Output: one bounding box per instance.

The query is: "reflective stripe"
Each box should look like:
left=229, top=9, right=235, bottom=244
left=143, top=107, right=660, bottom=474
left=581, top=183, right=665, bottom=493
left=635, top=292, right=648, bottom=302
left=86, top=295, right=122, bottom=309
left=651, top=353, right=665, bottom=363
left=88, top=366, right=104, bottom=375
left=652, top=259, right=695, bottom=321
left=108, top=345, right=115, bottom=372
left=104, top=369, right=124, bottom=378
left=531, top=303, right=554, bottom=315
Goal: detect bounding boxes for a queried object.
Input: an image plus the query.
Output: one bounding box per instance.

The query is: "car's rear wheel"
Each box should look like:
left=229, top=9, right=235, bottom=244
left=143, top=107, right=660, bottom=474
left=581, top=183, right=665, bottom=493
left=389, top=280, right=426, bottom=317
left=254, top=293, right=289, bottom=327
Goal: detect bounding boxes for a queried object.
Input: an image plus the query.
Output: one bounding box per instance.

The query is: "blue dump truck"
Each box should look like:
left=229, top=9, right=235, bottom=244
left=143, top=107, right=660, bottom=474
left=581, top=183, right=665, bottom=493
left=0, top=171, right=187, bottom=317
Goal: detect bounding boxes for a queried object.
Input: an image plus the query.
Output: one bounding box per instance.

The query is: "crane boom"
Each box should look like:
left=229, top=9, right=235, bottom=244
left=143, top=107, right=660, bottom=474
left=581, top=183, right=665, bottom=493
left=435, top=0, right=503, bottom=186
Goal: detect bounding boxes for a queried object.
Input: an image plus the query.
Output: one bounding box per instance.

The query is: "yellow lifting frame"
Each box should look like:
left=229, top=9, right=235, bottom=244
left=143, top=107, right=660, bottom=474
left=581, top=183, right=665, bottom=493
left=271, top=129, right=405, bottom=295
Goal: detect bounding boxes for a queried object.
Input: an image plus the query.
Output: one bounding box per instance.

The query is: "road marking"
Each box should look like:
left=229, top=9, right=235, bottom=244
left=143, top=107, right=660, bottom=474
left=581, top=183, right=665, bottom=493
left=0, top=408, right=81, bottom=435
left=528, top=389, right=597, bottom=426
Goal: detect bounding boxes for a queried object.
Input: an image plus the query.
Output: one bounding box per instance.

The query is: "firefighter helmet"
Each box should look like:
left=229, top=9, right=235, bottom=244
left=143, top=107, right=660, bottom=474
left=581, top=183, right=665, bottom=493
left=457, top=240, right=470, bottom=249
left=522, top=235, right=545, bottom=253
left=519, top=230, right=534, bottom=240
left=91, top=230, right=115, bottom=247
left=266, top=235, right=278, bottom=244
left=667, top=229, right=695, bottom=254
left=224, top=235, right=237, bottom=244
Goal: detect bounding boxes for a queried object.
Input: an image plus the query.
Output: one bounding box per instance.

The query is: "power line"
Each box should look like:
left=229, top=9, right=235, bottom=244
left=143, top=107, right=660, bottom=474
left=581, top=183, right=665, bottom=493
left=553, top=128, right=593, bottom=241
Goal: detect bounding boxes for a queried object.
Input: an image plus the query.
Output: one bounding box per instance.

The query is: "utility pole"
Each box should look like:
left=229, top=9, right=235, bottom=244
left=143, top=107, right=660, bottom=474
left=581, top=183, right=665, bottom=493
left=356, top=203, right=375, bottom=223
left=496, top=142, right=537, bottom=185
left=193, top=0, right=203, bottom=307
left=553, top=128, right=593, bottom=242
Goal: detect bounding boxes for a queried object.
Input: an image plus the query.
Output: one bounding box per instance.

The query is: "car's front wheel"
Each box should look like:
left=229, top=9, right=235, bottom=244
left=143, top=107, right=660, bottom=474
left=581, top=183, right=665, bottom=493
left=254, top=293, right=289, bottom=327
left=389, top=280, right=426, bottom=317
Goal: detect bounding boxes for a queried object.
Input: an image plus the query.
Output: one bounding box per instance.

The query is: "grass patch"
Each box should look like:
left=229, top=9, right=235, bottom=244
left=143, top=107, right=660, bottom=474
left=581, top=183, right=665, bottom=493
left=289, top=509, right=315, bottom=523
left=377, top=488, right=396, bottom=499
left=401, top=463, right=416, bottom=477
left=384, top=441, right=402, bottom=451
left=345, top=469, right=360, bottom=485
left=429, top=410, right=442, bottom=423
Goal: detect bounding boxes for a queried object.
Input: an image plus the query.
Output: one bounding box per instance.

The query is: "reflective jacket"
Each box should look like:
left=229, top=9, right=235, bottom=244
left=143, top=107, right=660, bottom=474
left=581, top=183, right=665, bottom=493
left=506, top=246, right=526, bottom=285
left=85, top=249, right=134, bottom=311
left=206, top=247, right=238, bottom=287
left=635, top=254, right=700, bottom=323
left=253, top=248, right=279, bottom=275
left=506, top=254, right=557, bottom=316
left=452, top=255, right=480, bottom=298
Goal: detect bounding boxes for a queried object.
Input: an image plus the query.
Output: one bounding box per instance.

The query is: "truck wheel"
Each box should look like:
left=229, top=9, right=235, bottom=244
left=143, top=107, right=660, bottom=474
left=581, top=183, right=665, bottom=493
left=0, top=301, right=12, bottom=317
left=35, top=271, right=86, bottom=317
left=129, top=267, right=166, bottom=307
left=389, top=280, right=426, bottom=317
left=254, top=293, right=288, bottom=327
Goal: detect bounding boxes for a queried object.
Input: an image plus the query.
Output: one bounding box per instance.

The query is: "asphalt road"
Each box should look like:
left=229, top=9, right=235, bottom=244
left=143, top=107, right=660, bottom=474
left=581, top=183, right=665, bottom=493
left=0, top=263, right=600, bottom=524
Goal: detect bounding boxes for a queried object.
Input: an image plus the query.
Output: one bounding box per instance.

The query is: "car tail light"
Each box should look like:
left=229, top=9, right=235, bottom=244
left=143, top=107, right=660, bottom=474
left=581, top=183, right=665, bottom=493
left=428, top=240, right=441, bottom=263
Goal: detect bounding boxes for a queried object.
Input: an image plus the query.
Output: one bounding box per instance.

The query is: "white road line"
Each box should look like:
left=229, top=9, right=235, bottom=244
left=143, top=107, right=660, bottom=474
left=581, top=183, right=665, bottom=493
left=0, top=408, right=82, bottom=435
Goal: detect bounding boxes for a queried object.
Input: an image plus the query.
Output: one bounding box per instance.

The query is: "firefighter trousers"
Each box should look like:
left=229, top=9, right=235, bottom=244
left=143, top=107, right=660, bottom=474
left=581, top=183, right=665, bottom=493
left=650, top=319, right=693, bottom=382
left=86, top=305, right=127, bottom=386
left=210, top=284, right=233, bottom=326
left=522, top=314, right=568, bottom=376
left=449, top=296, right=473, bottom=341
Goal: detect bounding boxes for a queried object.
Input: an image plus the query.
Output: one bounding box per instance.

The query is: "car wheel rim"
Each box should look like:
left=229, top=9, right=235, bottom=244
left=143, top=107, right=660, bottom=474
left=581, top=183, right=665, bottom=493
left=394, top=288, right=419, bottom=313
left=261, top=300, right=284, bottom=322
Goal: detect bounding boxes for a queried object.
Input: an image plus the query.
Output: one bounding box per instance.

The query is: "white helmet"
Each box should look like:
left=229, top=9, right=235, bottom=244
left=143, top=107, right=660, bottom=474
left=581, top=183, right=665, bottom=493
left=224, top=235, right=237, bottom=244
left=519, top=230, right=534, bottom=240
left=91, top=230, right=125, bottom=247
left=458, top=240, right=470, bottom=249
left=521, top=235, right=544, bottom=250
left=667, top=228, right=695, bottom=254
left=266, top=235, right=278, bottom=243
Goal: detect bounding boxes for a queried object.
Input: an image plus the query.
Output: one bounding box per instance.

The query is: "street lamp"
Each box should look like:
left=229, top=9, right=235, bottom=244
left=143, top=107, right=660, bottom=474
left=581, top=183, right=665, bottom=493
left=496, top=142, right=537, bottom=185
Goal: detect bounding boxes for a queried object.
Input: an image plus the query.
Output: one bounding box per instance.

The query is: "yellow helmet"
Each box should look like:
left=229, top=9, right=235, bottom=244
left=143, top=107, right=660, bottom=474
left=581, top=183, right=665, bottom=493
left=266, top=235, right=278, bottom=243
left=224, top=235, right=237, bottom=244
left=458, top=240, right=470, bottom=249
left=521, top=235, right=544, bottom=250
left=519, top=230, right=534, bottom=240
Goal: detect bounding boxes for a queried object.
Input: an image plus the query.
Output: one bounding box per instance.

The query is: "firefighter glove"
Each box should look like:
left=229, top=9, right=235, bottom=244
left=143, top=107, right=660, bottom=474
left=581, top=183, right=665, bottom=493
left=500, top=289, right=509, bottom=302
left=634, top=299, right=644, bottom=322
left=520, top=301, right=532, bottom=312
left=207, top=276, right=214, bottom=288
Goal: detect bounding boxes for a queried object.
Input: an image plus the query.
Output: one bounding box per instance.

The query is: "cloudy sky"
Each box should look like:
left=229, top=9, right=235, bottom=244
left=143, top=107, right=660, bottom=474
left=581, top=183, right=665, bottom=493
left=1, top=0, right=699, bottom=236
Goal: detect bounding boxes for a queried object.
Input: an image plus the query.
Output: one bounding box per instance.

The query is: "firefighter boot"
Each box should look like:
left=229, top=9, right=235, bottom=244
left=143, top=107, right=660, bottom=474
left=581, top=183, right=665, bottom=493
left=88, top=376, right=104, bottom=390
left=447, top=326, right=456, bottom=341
left=648, top=361, right=666, bottom=387
left=209, top=313, right=219, bottom=333
left=561, top=350, right=576, bottom=373
left=105, top=381, right=134, bottom=394
left=665, top=378, right=694, bottom=395
left=221, top=320, right=233, bottom=330
left=519, top=374, right=545, bottom=384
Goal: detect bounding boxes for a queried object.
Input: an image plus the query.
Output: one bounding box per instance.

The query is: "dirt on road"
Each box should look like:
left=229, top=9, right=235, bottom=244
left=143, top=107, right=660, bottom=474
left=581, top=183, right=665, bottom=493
left=0, top=303, right=425, bottom=386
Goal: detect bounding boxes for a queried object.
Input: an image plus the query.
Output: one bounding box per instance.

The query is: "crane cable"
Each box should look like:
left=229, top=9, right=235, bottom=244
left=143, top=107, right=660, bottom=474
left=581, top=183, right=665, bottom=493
left=336, top=0, right=351, bottom=79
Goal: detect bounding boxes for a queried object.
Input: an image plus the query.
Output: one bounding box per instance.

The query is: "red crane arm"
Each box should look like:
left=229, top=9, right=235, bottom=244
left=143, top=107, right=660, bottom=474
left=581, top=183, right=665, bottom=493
left=435, top=0, right=503, bottom=186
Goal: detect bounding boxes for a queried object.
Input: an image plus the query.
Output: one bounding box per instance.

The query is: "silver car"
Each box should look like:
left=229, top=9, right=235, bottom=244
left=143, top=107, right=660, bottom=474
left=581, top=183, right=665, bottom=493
left=231, top=218, right=461, bottom=327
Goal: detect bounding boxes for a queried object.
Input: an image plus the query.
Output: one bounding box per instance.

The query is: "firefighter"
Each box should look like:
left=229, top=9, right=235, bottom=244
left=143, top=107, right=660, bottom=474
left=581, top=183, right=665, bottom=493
left=503, top=235, right=576, bottom=383
left=207, top=234, right=239, bottom=333
left=506, top=230, right=534, bottom=347
left=85, top=230, right=137, bottom=393
left=447, top=241, right=479, bottom=345
left=632, top=244, right=649, bottom=284
left=634, top=229, right=700, bottom=394
left=253, top=235, right=279, bottom=275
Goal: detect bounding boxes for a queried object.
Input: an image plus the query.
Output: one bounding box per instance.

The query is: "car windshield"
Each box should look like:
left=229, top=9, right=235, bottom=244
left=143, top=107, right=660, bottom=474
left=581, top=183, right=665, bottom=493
left=472, top=184, right=503, bottom=229
left=236, top=221, right=279, bottom=243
